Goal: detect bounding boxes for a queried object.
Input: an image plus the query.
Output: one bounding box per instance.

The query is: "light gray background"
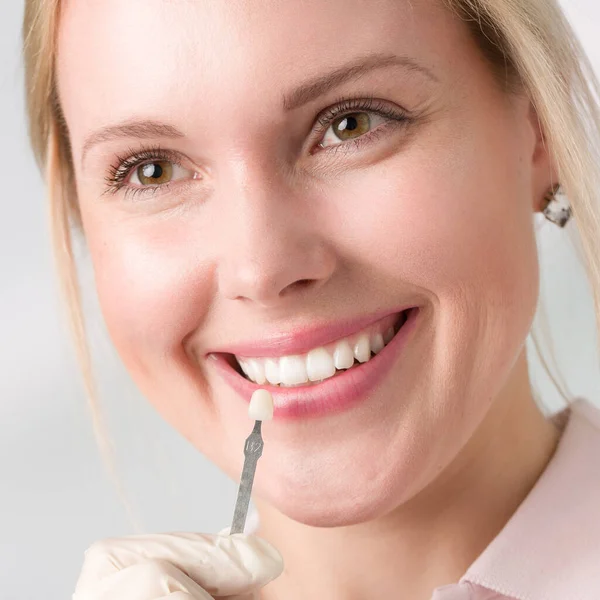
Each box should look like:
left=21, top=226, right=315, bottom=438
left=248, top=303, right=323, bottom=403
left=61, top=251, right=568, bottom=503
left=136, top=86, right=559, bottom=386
left=2, top=2, right=600, bottom=599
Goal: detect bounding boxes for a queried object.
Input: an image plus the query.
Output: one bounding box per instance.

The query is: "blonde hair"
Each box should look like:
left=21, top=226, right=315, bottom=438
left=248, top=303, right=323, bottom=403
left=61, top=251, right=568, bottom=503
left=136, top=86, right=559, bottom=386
left=22, top=0, right=600, bottom=490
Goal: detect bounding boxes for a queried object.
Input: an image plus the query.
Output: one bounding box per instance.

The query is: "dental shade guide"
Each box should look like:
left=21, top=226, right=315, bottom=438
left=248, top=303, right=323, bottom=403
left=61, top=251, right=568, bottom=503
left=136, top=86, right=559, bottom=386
left=230, top=389, right=274, bottom=534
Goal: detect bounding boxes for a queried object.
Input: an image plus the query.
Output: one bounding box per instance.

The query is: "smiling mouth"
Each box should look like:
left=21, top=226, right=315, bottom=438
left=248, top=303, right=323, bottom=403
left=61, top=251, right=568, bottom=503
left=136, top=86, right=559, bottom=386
left=222, top=309, right=411, bottom=388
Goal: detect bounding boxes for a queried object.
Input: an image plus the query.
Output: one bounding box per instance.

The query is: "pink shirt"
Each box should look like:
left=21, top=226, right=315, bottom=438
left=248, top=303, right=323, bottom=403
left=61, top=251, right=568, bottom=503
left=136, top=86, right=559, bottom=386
left=431, top=397, right=600, bottom=599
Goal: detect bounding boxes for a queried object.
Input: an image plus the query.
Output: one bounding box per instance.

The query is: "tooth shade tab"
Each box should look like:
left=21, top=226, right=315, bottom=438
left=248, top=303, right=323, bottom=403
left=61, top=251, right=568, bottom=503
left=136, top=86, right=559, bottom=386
left=236, top=310, right=408, bottom=388
left=248, top=389, right=274, bottom=421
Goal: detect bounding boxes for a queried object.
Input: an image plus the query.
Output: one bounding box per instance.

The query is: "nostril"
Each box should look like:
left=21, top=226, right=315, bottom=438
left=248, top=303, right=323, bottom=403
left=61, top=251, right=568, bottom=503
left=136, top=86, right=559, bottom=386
left=288, top=279, right=314, bottom=293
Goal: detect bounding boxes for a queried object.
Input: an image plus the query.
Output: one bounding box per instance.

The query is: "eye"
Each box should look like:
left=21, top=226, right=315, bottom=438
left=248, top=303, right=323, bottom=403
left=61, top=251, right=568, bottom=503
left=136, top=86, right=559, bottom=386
left=312, top=97, right=412, bottom=153
left=104, top=147, right=202, bottom=201
left=129, top=160, right=192, bottom=186
left=320, top=111, right=391, bottom=148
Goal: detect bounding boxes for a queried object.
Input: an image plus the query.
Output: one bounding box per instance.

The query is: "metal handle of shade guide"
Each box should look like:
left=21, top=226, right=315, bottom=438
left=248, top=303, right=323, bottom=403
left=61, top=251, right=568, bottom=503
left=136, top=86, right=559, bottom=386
left=230, top=420, right=263, bottom=535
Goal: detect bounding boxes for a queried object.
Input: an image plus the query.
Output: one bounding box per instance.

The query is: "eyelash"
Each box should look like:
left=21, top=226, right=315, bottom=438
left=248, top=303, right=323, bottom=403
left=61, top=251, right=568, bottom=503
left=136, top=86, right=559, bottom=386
left=103, top=146, right=182, bottom=201
left=103, top=96, right=411, bottom=200
left=313, top=95, right=410, bottom=153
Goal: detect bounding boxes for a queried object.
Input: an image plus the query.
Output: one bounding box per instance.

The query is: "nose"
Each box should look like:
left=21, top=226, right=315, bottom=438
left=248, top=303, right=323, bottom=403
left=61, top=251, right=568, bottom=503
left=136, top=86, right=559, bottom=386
left=215, top=164, right=336, bottom=308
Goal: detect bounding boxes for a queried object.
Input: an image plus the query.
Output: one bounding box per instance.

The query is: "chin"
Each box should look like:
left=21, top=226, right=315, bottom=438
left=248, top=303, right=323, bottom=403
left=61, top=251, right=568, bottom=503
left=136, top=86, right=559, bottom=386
left=259, top=473, right=402, bottom=528
left=290, top=506, right=385, bottom=528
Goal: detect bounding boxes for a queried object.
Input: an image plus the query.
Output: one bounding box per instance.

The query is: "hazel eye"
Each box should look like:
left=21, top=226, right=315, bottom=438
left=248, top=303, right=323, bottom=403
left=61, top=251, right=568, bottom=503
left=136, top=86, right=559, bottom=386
left=130, top=160, right=192, bottom=186
left=320, top=111, right=389, bottom=148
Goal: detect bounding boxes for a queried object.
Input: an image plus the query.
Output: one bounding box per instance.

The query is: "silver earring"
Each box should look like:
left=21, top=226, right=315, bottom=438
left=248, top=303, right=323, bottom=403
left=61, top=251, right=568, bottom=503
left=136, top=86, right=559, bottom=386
left=541, top=184, right=572, bottom=227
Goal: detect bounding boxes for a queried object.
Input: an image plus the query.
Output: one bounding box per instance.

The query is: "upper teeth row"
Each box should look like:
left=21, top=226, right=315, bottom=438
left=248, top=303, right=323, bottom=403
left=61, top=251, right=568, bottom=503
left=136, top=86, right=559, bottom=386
left=236, top=324, right=396, bottom=387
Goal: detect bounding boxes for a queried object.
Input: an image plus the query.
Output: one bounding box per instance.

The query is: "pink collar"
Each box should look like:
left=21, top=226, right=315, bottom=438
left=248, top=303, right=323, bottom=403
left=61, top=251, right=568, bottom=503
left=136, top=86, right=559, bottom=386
left=458, top=398, right=600, bottom=600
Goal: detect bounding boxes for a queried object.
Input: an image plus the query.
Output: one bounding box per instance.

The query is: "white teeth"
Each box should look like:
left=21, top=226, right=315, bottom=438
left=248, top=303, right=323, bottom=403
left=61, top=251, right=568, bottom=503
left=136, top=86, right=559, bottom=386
left=264, top=358, right=281, bottom=385
left=333, top=339, right=355, bottom=370
left=279, top=355, right=308, bottom=385
left=353, top=333, right=371, bottom=363
left=236, top=314, right=404, bottom=386
left=248, top=358, right=266, bottom=385
left=371, top=332, right=385, bottom=354
left=383, top=326, right=395, bottom=344
left=239, top=360, right=250, bottom=377
left=306, top=347, right=336, bottom=382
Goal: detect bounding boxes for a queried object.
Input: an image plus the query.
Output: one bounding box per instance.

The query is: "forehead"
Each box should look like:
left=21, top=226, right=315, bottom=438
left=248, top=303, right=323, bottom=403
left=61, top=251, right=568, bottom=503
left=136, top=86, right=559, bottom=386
left=57, top=0, right=467, bottom=149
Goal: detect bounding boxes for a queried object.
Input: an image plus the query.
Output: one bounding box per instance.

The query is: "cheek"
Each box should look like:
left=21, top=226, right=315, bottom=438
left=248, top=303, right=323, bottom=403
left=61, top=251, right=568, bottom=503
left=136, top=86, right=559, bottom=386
left=325, top=116, right=540, bottom=424
left=335, top=116, right=539, bottom=320
left=84, top=217, right=213, bottom=377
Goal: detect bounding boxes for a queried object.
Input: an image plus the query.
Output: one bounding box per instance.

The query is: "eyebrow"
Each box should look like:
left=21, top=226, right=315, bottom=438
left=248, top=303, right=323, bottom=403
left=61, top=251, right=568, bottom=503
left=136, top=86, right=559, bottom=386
left=81, top=53, right=436, bottom=166
left=281, top=52, right=438, bottom=111
left=81, top=121, right=185, bottom=165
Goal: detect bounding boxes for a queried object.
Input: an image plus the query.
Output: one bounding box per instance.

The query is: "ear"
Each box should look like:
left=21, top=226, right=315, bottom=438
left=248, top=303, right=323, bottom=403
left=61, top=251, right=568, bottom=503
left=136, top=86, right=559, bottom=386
left=526, top=100, right=559, bottom=212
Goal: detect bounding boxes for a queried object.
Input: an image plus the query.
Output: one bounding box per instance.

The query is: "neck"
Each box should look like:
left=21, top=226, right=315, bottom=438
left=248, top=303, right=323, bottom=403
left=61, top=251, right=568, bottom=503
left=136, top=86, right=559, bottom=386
left=255, top=349, right=562, bottom=600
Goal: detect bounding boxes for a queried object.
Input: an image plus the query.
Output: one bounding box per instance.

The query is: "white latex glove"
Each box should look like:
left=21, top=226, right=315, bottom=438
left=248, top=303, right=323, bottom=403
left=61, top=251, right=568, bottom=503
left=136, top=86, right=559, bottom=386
left=72, top=531, right=283, bottom=600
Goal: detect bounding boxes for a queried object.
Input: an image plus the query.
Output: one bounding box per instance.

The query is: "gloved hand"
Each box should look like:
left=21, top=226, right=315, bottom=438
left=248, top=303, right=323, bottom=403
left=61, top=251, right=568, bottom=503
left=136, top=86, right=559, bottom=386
left=72, top=531, right=284, bottom=600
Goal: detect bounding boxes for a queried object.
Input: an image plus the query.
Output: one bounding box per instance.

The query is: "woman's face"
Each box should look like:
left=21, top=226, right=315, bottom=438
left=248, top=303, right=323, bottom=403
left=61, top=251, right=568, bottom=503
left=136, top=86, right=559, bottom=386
left=57, top=0, right=553, bottom=525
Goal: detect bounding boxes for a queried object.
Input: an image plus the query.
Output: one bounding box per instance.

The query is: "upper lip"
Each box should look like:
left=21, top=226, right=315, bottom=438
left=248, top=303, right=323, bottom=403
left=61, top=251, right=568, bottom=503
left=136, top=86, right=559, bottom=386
left=206, top=306, right=416, bottom=358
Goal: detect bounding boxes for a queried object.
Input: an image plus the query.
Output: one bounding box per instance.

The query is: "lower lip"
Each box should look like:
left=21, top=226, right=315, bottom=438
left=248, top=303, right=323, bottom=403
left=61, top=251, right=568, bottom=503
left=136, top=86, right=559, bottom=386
left=209, top=307, right=420, bottom=420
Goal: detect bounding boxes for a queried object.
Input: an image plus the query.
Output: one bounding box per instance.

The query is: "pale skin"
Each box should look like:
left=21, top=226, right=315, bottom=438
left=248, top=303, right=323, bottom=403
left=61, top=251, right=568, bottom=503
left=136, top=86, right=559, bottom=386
left=57, top=0, right=562, bottom=598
